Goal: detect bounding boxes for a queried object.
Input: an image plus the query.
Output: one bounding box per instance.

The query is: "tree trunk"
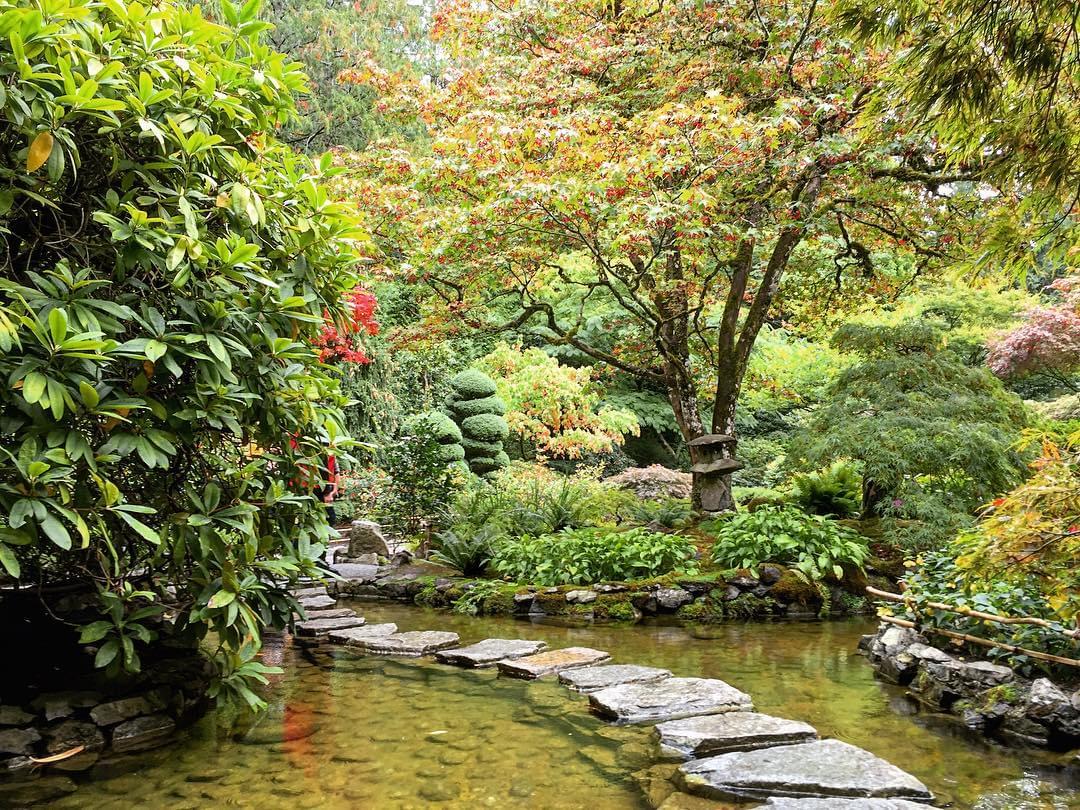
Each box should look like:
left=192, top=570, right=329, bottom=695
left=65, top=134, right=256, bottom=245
left=861, top=478, right=888, bottom=518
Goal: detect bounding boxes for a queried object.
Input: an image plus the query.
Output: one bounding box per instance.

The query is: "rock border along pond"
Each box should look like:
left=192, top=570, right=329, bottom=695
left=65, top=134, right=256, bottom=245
left=289, top=570, right=937, bottom=808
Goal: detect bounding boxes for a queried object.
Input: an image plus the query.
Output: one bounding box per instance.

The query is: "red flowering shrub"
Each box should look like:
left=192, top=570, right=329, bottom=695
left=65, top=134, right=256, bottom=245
left=313, top=289, right=379, bottom=363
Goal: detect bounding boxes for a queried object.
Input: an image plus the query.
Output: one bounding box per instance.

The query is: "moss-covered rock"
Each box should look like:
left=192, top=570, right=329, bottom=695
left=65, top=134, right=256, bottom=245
left=480, top=587, right=518, bottom=615
left=676, top=598, right=725, bottom=622
left=725, top=593, right=781, bottom=618
left=768, top=569, right=823, bottom=609
left=592, top=594, right=640, bottom=622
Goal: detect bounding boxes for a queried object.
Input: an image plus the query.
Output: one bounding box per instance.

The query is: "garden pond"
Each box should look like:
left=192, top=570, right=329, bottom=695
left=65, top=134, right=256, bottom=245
left=48, top=603, right=1080, bottom=809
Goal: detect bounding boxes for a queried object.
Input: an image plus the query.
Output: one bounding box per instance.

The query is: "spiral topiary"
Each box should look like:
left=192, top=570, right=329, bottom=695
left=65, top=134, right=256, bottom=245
left=404, top=411, right=465, bottom=467
left=447, top=370, right=509, bottom=478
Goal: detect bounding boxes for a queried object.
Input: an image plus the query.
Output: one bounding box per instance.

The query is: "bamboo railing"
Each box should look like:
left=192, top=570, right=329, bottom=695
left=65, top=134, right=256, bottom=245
left=867, top=586, right=1080, bottom=669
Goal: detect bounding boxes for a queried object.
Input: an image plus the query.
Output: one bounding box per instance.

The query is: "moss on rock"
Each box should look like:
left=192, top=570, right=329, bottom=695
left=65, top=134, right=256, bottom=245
left=768, top=569, right=823, bottom=608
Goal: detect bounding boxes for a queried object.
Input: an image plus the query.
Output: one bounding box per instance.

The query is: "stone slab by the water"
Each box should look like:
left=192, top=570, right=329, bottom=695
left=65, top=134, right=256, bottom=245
left=676, top=739, right=933, bottom=803
left=296, top=607, right=356, bottom=620
left=590, top=677, right=753, bottom=724
left=332, top=563, right=379, bottom=582
left=291, top=586, right=327, bottom=599
left=559, top=664, right=673, bottom=693
left=362, top=631, right=461, bottom=656
left=764, top=799, right=934, bottom=809
left=496, top=647, right=611, bottom=679
left=295, top=615, right=366, bottom=637
left=298, top=595, right=336, bottom=610
left=655, top=712, right=817, bottom=758
left=435, top=639, right=548, bottom=668
left=327, top=623, right=398, bottom=646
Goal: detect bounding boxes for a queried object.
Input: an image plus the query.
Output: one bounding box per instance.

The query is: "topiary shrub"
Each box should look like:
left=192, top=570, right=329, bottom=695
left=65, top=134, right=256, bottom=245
left=405, top=411, right=464, bottom=467
left=447, top=370, right=509, bottom=478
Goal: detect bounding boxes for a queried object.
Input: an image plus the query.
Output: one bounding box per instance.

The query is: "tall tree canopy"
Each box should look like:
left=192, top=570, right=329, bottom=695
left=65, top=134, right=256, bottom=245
left=344, top=0, right=992, bottom=507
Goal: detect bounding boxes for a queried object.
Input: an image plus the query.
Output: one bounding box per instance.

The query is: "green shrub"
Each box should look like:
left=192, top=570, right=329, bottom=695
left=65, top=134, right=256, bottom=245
left=0, top=0, right=361, bottom=708
left=790, top=462, right=861, bottom=518
left=406, top=411, right=463, bottom=444
left=461, top=413, right=511, bottom=443
left=448, top=395, right=507, bottom=418
left=429, top=528, right=497, bottom=576
left=491, top=527, right=697, bottom=585
left=449, top=369, right=498, bottom=399
left=378, top=421, right=460, bottom=537
left=707, top=506, right=868, bottom=582
left=630, top=497, right=695, bottom=529
left=437, top=444, right=467, bottom=463
left=462, top=438, right=504, bottom=456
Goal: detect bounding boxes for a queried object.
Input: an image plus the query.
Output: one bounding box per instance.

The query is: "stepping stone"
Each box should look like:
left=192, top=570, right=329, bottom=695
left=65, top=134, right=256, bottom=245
left=362, top=631, right=461, bottom=657
left=331, top=563, right=379, bottom=582
left=559, top=664, right=672, bottom=693
left=298, top=595, right=336, bottom=610
left=327, top=623, right=398, bottom=646
left=296, top=607, right=355, bottom=620
left=435, top=639, right=548, bottom=668
left=295, top=615, right=366, bottom=637
left=291, top=586, right=327, bottom=599
left=655, top=712, right=817, bottom=758
left=589, top=677, right=753, bottom=724
left=497, top=647, right=611, bottom=679
left=675, top=739, right=933, bottom=803
left=764, top=799, right=934, bottom=809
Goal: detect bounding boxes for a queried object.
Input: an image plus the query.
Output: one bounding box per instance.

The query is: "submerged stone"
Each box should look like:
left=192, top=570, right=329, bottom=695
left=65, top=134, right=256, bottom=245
left=589, top=677, right=753, bottom=724
left=654, top=712, right=817, bottom=758
left=295, top=615, right=366, bottom=637
left=676, top=739, right=933, bottom=803
left=362, top=631, right=461, bottom=656
left=327, top=623, right=398, bottom=646
left=558, top=664, right=673, bottom=693
left=496, top=647, right=611, bottom=679
left=764, top=799, right=934, bottom=809
left=111, top=714, right=176, bottom=754
left=435, top=639, right=548, bottom=668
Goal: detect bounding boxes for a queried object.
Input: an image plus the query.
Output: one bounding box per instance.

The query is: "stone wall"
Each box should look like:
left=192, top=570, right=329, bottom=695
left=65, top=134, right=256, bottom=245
left=860, top=622, right=1080, bottom=750
left=0, top=652, right=211, bottom=805
left=328, top=559, right=877, bottom=622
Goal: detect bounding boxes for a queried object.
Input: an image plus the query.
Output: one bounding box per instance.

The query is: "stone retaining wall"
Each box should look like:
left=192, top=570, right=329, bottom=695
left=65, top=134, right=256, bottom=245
left=0, top=653, right=211, bottom=805
left=327, top=559, right=879, bottom=622
left=860, top=622, right=1080, bottom=750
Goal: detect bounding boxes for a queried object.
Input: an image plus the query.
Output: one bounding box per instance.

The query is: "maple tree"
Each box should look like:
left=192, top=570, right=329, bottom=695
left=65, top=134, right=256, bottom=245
left=987, top=277, right=1080, bottom=388
left=344, top=0, right=992, bottom=508
left=476, top=343, right=639, bottom=459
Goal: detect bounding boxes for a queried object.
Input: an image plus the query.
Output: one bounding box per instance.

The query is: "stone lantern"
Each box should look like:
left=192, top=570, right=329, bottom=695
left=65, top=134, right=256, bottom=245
left=688, top=434, right=743, bottom=514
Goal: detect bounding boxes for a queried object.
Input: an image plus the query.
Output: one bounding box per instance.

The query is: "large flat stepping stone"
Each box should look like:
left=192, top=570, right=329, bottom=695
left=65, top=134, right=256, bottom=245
left=298, top=595, right=336, bottom=610
left=655, top=712, right=817, bottom=758
left=331, top=563, right=379, bottom=581
left=362, top=631, right=461, bottom=657
left=296, top=607, right=355, bottom=620
left=496, top=647, right=611, bottom=679
left=295, top=615, right=365, bottom=637
left=589, top=677, right=753, bottom=724
left=292, top=586, right=327, bottom=599
left=764, top=799, right=934, bottom=809
left=676, top=739, right=933, bottom=803
left=435, top=639, right=548, bottom=668
left=327, top=623, right=398, bottom=646
left=559, top=664, right=672, bottom=693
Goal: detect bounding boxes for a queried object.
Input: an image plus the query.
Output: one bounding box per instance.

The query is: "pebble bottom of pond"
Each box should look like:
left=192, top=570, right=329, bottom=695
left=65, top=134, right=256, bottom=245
left=48, top=603, right=1080, bottom=810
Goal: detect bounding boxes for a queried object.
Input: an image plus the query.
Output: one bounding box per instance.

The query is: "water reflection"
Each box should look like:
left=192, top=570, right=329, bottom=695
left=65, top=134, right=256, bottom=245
left=47, top=604, right=1078, bottom=809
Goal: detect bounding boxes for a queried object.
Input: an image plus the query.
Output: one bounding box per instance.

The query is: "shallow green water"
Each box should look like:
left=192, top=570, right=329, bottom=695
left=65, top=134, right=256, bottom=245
left=48, top=602, right=1080, bottom=809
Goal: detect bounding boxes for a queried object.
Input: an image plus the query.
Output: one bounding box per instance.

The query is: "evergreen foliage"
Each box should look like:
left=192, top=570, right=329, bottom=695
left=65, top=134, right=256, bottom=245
left=447, top=370, right=509, bottom=478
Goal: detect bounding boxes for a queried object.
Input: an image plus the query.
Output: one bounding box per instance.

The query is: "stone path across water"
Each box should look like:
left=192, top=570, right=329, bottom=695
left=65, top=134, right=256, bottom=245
left=288, top=573, right=936, bottom=807
left=497, top=647, right=612, bottom=679
left=435, top=638, right=548, bottom=667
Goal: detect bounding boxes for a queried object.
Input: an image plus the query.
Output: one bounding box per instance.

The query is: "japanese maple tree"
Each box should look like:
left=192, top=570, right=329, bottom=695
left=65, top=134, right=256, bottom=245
left=346, top=0, right=990, bottom=507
